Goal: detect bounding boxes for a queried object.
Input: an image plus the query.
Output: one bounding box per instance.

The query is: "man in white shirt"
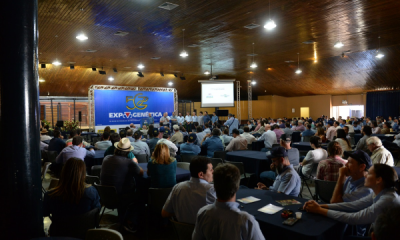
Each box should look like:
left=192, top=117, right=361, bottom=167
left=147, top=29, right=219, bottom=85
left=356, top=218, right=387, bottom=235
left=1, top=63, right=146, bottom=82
left=226, top=129, right=248, bottom=151
left=40, top=129, right=52, bottom=141
left=241, top=126, right=256, bottom=144
left=326, top=121, right=337, bottom=141
left=258, top=124, right=277, bottom=150
left=160, top=112, right=171, bottom=128
left=185, top=112, right=192, bottom=131
left=95, top=131, right=112, bottom=150
left=367, top=137, right=394, bottom=166
left=157, top=133, right=178, bottom=157
left=221, top=128, right=233, bottom=144
left=170, top=112, right=178, bottom=126
left=177, top=112, right=185, bottom=126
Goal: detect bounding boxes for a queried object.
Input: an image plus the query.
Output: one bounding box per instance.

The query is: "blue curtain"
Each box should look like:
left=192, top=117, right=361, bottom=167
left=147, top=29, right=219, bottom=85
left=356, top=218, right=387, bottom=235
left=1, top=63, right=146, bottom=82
left=366, top=91, right=400, bottom=119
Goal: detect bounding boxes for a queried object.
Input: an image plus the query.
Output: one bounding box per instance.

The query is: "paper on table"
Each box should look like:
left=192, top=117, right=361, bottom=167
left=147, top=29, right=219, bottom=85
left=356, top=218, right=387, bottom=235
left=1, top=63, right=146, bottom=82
left=258, top=204, right=283, bottom=214
left=293, top=142, right=300, bottom=144
left=385, top=134, right=395, bottom=136
left=237, top=196, right=261, bottom=204
left=276, top=199, right=302, bottom=206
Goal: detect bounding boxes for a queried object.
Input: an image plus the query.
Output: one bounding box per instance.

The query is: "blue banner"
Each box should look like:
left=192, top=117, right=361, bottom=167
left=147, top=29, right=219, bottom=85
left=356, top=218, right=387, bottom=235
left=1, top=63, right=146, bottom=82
left=94, top=89, right=174, bottom=126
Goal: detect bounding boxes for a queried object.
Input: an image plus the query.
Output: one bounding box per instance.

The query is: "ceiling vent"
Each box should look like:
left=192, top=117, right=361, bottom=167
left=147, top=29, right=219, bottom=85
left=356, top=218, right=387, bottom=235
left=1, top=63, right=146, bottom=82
left=284, top=60, right=294, bottom=63
left=99, top=70, right=106, bottom=75
left=86, top=49, right=97, bottom=53
left=244, top=23, right=260, bottom=29
left=114, top=31, right=129, bottom=36
left=302, top=40, right=316, bottom=44
left=158, top=2, right=179, bottom=10
left=151, top=57, right=161, bottom=60
left=188, top=44, right=200, bottom=48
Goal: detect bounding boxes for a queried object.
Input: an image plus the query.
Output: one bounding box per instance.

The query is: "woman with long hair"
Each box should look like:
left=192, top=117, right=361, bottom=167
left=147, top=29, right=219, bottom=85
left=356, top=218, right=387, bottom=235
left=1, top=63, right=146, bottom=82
left=43, top=158, right=100, bottom=224
left=147, top=143, right=177, bottom=188
left=304, top=164, right=400, bottom=226
left=335, top=129, right=352, bottom=154
left=315, top=126, right=327, bottom=143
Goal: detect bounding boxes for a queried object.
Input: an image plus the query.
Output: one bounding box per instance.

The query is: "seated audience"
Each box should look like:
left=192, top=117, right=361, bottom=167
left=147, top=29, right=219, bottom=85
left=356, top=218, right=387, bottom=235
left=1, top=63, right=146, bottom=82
left=162, top=157, right=216, bottom=224
left=65, top=130, right=88, bottom=147
left=203, top=123, right=211, bottom=134
left=147, top=143, right=177, bottom=188
left=315, top=126, right=328, bottom=143
left=334, top=121, right=341, bottom=130
left=147, top=128, right=160, bottom=153
left=157, top=132, right=178, bottom=157
left=201, top=129, right=224, bottom=158
left=301, top=124, right=314, bottom=138
left=381, top=122, right=391, bottom=134
left=251, top=120, right=266, bottom=136
left=226, top=129, right=247, bottom=151
left=257, top=147, right=301, bottom=197
left=367, top=136, right=394, bottom=166
left=326, top=121, right=337, bottom=141
left=316, top=141, right=347, bottom=181
left=221, top=128, right=233, bottom=144
left=56, top=136, right=95, bottom=164
left=193, top=163, right=265, bottom=240
left=170, top=125, right=183, bottom=144
left=41, top=141, right=49, bottom=151
left=43, top=158, right=101, bottom=235
left=283, top=122, right=293, bottom=136
left=48, top=130, right=66, bottom=154
left=272, top=124, right=284, bottom=140
left=258, top=124, right=277, bottom=150
left=180, top=126, right=189, bottom=138
left=131, top=131, right=151, bottom=158
left=180, top=133, right=201, bottom=155
left=353, top=121, right=362, bottom=131
left=335, top=129, right=352, bottom=154
left=196, top=126, right=207, bottom=146
left=392, top=119, right=399, bottom=132
left=394, top=134, right=400, bottom=147
left=304, top=164, right=400, bottom=227
left=371, top=206, right=400, bottom=240
left=140, top=125, right=148, bottom=136
left=241, top=126, right=256, bottom=144
left=301, top=136, right=328, bottom=177
left=126, top=129, right=135, bottom=142
left=40, top=129, right=52, bottom=141
left=104, top=133, right=137, bottom=162
left=356, top=126, right=372, bottom=152
left=372, top=121, right=381, bottom=134
left=293, top=120, right=305, bottom=132
left=94, top=130, right=112, bottom=150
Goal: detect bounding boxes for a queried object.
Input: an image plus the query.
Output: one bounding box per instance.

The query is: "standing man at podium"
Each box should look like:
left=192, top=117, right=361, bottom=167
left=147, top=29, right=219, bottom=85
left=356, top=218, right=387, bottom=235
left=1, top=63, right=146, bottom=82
left=224, top=114, right=239, bottom=135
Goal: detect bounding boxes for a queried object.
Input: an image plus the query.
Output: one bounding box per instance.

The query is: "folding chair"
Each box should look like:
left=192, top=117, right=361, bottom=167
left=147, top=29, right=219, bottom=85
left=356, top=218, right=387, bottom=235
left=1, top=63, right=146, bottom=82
left=146, top=188, right=173, bottom=239
left=213, top=151, right=226, bottom=161
left=314, top=179, right=337, bottom=203
left=136, top=154, right=149, bottom=163
left=209, top=158, right=223, bottom=170
left=177, top=162, right=190, bottom=171
left=170, top=218, right=195, bottom=240
left=181, top=154, right=197, bottom=163
left=41, top=162, right=52, bottom=194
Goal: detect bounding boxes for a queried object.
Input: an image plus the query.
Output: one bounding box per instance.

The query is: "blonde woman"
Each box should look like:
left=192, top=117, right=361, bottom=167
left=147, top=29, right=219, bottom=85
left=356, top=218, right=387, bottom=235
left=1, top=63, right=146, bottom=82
left=147, top=143, right=177, bottom=188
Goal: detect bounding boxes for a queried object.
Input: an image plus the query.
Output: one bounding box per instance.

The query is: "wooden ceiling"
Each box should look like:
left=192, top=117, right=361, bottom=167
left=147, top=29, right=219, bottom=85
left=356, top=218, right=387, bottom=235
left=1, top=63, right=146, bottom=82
left=37, top=0, right=400, bottom=100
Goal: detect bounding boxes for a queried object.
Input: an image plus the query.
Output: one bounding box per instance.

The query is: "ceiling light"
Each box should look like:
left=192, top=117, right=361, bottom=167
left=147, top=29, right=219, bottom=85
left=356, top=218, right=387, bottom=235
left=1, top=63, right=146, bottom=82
left=76, top=34, right=88, bottom=41
left=376, top=53, right=384, bottom=59
left=375, top=36, right=384, bottom=59
left=52, top=59, right=61, bottom=66
left=204, top=70, right=210, bottom=75
left=137, top=47, right=144, bottom=69
left=295, top=52, right=302, bottom=74
left=334, top=41, right=344, bottom=48
left=264, top=19, right=276, bottom=30
left=137, top=64, right=144, bottom=69
left=168, top=81, right=173, bottom=86
left=108, top=76, right=114, bottom=81
left=39, top=79, right=45, bottom=82
left=251, top=80, right=256, bottom=85
left=295, top=69, right=302, bottom=74
left=250, top=62, right=257, bottom=68
left=180, top=29, right=188, bottom=58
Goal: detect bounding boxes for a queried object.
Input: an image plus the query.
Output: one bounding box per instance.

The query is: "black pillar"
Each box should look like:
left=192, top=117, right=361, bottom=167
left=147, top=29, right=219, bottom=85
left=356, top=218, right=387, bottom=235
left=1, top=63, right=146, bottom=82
left=0, top=0, right=43, bottom=239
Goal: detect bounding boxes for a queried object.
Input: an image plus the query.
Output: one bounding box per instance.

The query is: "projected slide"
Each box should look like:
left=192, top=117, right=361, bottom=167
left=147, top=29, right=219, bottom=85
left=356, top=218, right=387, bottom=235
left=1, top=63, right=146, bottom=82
left=201, top=82, right=234, bottom=107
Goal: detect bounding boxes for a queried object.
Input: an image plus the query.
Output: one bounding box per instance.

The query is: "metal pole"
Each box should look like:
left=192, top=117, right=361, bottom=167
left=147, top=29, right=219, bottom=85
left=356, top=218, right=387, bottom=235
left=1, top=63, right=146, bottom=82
left=0, top=0, right=43, bottom=238
left=51, top=99, right=54, bottom=128
left=74, top=98, right=76, bottom=121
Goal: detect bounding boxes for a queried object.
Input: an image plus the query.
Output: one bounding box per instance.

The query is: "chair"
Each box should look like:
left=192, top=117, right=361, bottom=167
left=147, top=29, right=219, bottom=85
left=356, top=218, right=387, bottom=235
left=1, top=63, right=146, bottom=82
left=170, top=218, right=195, bottom=240
left=224, top=160, right=247, bottom=179
left=91, top=165, right=102, bottom=178
left=50, top=208, right=99, bottom=239
left=41, top=150, right=49, bottom=163
left=136, top=154, right=148, bottom=163
left=302, top=136, right=311, bottom=142
left=209, top=158, right=223, bottom=169
left=349, top=132, right=355, bottom=145
left=314, top=179, right=337, bottom=203
left=85, top=228, right=123, bottom=240
left=177, top=162, right=190, bottom=171
left=85, top=175, right=100, bottom=185
left=247, top=144, right=253, bottom=150
left=41, top=162, right=52, bottom=194
left=213, top=151, right=226, bottom=161
left=297, top=166, right=313, bottom=199
left=47, top=151, right=58, bottom=163
left=146, top=188, right=173, bottom=239
left=181, top=154, right=197, bottom=163
left=93, top=183, right=120, bottom=226
left=48, top=178, right=59, bottom=190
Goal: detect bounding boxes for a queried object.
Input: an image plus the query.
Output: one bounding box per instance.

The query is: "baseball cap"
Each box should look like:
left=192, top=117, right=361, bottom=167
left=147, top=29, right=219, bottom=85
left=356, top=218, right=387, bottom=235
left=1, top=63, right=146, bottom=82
left=159, top=127, right=165, bottom=132
left=267, top=147, right=288, bottom=159
left=153, top=129, right=159, bottom=136
left=348, top=150, right=372, bottom=170
left=133, top=131, right=142, bottom=137
left=328, top=120, right=334, bottom=125
left=280, top=134, right=292, bottom=142
left=164, top=129, right=171, bottom=135
left=188, top=133, right=197, bottom=142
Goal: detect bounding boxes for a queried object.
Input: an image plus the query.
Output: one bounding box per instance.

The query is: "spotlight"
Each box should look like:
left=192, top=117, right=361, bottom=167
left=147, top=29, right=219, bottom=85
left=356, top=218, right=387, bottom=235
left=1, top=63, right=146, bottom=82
left=180, top=76, right=186, bottom=80
left=70, top=64, right=74, bottom=70
left=113, top=68, right=117, bottom=73
left=160, top=72, right=164, bottom=76
left=295, top=69, right=302, bottom=74
left=137, top=72, right=144, bottom=77
left=204, top=70, right=210, bottom=75
left=39, top=79, right=45, bottom=82
left=76, top=34, right=88, bottom=41
left=251, top=80, right=256, bottom=85
left=264, top=19, right=277, bottom=30
left=173, top=73, right=178, bottom=77
left=250, top=62, right=257, bottom=68
left=334, top=41, right=344, bottom=48
left=108, top=76, right=114, bottom=81
left=168, top=81, right=173, bottom=86
left=52, top=60, right=61, bottom=66
left=41, top=63, right=46, bottom=68
left=376, top=52, right=384, bottom=59
left=137, top=64, right=144, bottom=69
left=92, top=68, right=96, bottom=71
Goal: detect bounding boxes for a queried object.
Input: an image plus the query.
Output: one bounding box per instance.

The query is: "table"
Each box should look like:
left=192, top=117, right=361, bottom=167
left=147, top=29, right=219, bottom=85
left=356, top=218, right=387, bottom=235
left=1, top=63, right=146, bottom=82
left=226, top=150, right=271, bottom=177
left=138, top=162, right=191, bottom=183
left=394, top=167, right=400, bottom=177
left=252, top=140, right=265, bottom=151
left=236, top=188, right=344, bottom=240
left=84, top=150, right=106, bottom=174
left=292, top=142, right=328, bottom=152
left=42, top=139, right=67, bottom=145
left=292, top=131, right=301, bottom=142
left=354, top=133, right=397, bottom=144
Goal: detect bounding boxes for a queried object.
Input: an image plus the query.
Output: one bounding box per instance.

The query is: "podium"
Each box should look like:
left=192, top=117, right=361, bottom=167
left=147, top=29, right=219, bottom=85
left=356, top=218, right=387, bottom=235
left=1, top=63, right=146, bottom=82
left=140, top=118, right=151, bottom=127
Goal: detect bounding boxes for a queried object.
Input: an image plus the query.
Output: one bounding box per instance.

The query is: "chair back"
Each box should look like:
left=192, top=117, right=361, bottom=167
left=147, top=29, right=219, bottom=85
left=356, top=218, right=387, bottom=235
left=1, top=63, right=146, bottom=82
left=148, top=187, right=173, bottom=214
left=209, top=158, right=223, bottom=169
left=224, top=160, right=246, bottom=178
left=247, top=144, right=253, bottom=150
left=349, top=132, right=355, bottom=145
left=177, top=162, right=190, bottom=171
left=48, top=178, right=59, bottom=190
left=91, top=165, right=102, bottom=178
left=50, top=207, right=99, bottom=239
left=41, top=150, right=49, bottom=162
left=213, top=151, right=226, bottom=161
left=41, top=162, right=52, bottom=182
left=85, top=228, right=123, bottom=240
left=302, top=136, right=311, bottom=142
left=94, top=183, right=120, bottom=209
left=85, top=175, right=100, bottom=185
left=136, top=154, right=148, bottom=163
left=224, top=142, right=229, bottom=147
left=47, top=151, right=58, bottom=163
left=170, top=219, right=195, bottom=240
left=314, top=179, right=337, bottom=203
left=180, top=154, right=197, bottom=163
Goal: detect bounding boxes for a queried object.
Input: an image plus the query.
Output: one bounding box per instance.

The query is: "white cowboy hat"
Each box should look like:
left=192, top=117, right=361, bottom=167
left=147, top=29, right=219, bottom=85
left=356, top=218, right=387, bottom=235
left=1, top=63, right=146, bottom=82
left=114, top=138, right=134, bottom=152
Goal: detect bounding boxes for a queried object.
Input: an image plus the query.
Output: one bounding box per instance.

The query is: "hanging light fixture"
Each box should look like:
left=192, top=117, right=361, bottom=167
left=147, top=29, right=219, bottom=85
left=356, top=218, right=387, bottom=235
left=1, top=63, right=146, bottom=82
left=264, top=0, right=276, bottom=30
left=250, top=43, right=257, bottom=69
left=52, top=35, right=61, bottom=66
left=375, top=36, right=384, bottom=59
left=295, top=53, right=302, bottom=74
left=76, top=33, right=88, bottom=41
left=137, top=47, right=144, bottom=69
left=179, top=29, right=188, bottom=57
left=108, top=76, right=114, bottom=81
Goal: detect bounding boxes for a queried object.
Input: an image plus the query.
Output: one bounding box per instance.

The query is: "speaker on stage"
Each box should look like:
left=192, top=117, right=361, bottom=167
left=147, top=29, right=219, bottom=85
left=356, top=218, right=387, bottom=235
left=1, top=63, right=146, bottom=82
left=78, top=111, right=82, bottom=122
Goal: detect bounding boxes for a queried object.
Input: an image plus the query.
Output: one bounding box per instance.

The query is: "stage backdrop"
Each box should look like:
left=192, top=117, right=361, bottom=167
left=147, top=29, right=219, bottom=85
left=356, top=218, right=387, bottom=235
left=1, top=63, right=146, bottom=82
left=89, top=86, right=177, bottom=132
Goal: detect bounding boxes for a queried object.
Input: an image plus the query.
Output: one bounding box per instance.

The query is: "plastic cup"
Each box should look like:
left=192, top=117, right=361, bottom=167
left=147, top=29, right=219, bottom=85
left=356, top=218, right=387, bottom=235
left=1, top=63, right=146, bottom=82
left=295, top=212, right=302, bottom=219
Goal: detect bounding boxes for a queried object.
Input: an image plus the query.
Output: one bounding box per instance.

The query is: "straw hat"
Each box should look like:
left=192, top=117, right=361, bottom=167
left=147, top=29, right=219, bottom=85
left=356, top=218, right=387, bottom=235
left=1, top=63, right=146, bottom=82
left=40, top=129, right=48, bottom=134
left=114, top=138, right=134, bottom=152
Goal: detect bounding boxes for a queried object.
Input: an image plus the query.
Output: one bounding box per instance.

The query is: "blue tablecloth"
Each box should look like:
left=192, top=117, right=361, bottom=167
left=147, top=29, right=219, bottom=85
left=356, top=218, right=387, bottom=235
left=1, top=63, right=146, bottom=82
left=42, top=139, right=67, bottom=145
left=226, top=150, right=271, bottom=177
left=236, top=189, right=344, bottom=240
left=292, top=142, right=328, bottom=152
left=394, top=167, right=400, bottom=177
left=84, top=150, right=106, bottom=174
left=252, top=140, right=265, bottom=151
left=292, top=132, right=301, bottom=142
left=354, top=133, right=397, bottom=144
left=138, top=162, right=190, bottom=183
